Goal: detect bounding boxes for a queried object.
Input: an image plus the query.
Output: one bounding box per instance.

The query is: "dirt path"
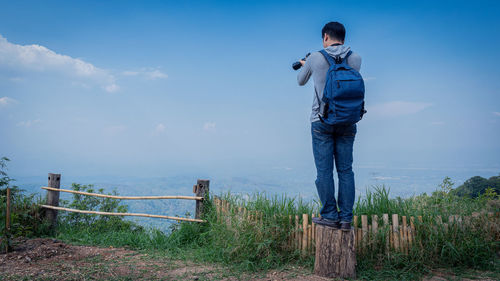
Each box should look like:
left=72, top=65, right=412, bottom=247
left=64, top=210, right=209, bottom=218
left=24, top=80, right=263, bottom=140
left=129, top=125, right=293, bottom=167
left=1, top=238, right=497, bottom=280
left=0, top=238, right=329, bottom=281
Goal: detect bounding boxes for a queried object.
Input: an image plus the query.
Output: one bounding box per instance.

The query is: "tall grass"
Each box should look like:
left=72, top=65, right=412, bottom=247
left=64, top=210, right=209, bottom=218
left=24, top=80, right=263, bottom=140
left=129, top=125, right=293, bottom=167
left=51, top=181, right=499, bottom=274
left=3, top=166, right=497, bottom=277
left=1, top=157, right=52, bottom=251
left=158, top=182, right=498, bottom=274
left=352, top=182, right=499, bottom=273
left=164, top=192, right=320, bottom=270
left=53, top=190, right=321, bottom=271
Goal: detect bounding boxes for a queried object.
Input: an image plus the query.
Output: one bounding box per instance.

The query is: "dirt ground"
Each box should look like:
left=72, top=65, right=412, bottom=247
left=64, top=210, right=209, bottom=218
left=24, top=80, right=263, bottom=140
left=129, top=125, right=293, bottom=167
left=0, top=238, right=329, bottom=281
left=0, top=238, right=497, bottom=281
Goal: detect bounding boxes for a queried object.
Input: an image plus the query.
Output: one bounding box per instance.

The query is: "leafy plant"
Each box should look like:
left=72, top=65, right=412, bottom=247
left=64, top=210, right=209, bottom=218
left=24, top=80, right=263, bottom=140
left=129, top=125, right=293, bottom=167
left=59, top=183, right=141, bottom=233
left=1, top=157, right=51, bottom=252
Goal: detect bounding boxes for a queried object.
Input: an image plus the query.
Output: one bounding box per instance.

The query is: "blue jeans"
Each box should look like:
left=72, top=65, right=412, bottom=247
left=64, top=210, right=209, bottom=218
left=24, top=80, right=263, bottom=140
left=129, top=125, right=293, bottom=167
left=311, top=121, right=356, bottom=223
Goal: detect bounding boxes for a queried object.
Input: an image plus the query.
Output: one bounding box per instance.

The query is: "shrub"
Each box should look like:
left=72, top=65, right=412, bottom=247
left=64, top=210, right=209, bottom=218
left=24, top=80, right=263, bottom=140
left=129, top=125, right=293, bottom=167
left=59, top=183, right=137, bottom=231
left=1, top=157, right=51, bottom=252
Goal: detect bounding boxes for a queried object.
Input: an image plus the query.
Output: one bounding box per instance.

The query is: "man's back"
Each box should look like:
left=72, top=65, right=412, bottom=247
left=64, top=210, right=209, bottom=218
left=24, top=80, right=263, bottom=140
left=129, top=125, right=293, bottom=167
left=297, top=45, right=361, bottom=122
left=295, top=21, right=362, bottom=229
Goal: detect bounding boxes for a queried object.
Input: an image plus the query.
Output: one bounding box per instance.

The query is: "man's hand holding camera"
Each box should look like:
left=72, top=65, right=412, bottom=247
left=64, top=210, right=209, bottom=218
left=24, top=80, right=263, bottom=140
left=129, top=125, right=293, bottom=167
left=292, top=53, right=311, bottom=70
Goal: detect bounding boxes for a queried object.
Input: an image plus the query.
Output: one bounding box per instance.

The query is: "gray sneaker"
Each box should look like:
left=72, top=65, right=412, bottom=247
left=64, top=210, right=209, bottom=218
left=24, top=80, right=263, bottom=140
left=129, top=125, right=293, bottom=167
left=340, top=222, right=352, bottom=231
left=312, top=217, right=340, bottom=229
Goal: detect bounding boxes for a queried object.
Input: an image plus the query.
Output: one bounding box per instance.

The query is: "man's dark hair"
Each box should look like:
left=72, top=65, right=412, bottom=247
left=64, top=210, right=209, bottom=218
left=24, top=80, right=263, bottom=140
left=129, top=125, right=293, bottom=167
left=322, top=22, right=346, bottom=42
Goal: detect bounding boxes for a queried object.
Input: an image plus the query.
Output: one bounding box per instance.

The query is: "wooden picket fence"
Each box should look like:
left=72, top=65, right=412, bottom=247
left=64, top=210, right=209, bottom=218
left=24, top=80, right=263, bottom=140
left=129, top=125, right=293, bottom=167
left=212, top=196, right=498, bottom=256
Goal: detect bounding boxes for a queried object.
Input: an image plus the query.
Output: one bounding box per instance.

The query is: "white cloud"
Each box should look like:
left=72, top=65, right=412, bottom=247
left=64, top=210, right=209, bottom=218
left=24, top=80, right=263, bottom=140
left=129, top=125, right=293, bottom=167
left=9, top=77, right=23, bottom=82
left=146, top=69, right=168, bottom=80
left=368, top=101, right=433, bottom=118
left=17, top=119, right=41, bottom=127
left=0, top=96, right=17, bottom=106
left=154, top=123, right=166, bottom=134
left=203, top=122, right=216, bottom=131
left=0, top=34, right=117, bottom=92
left=493, top=112, right=500, bottom=117
left=105, top=83, right=119, bottom=93
left=121, top=68, right=168, bottom=80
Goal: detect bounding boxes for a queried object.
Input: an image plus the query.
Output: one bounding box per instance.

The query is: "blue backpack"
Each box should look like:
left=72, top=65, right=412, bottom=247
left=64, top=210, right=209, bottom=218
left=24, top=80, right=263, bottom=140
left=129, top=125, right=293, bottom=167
left=316, top=49, right=366, bottom=125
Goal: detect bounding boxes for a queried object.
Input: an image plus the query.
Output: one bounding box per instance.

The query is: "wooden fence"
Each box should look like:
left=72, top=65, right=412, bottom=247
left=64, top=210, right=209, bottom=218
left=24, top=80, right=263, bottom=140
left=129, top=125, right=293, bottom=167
left=3, top=175, right=498, bottom=255
left=40, top=173, right=210, bottom=226
left=212, top=196, right=498, bottom=256
left=2, top=187, right=11, bottom=253
left=2, top=173, right=210, bottom=253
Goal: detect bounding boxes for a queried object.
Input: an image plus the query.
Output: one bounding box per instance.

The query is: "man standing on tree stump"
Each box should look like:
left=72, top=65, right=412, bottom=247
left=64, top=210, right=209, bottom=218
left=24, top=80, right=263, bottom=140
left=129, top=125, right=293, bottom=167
left=296, top=22, right=364, bottom=231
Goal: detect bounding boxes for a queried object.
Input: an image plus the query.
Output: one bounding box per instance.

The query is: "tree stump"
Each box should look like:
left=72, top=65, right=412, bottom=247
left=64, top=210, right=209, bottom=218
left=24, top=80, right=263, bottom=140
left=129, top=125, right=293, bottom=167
left=314, top=224, right=356, bottom=279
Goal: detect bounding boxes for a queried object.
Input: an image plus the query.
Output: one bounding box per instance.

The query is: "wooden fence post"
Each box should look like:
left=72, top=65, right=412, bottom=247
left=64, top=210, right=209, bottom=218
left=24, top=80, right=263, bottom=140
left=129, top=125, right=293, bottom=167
left=295, top=215, right=299, bottom=249
left=6, top=187, right=11, bottom=232
left=382, top=214, right=389, bottom=254
left=45, top=173, right=61, bottom=229
left=4, top=187, right=11, bottom=253
left=372, top=214, right=378, bottom=250
left=372, top=215, right=378, bottom=236
left=402, top=216, right=408, bottom=254
left=361, top=215, right=368, bottom=248
left=194, top=179, right=210, bottom=219
left=302, top=214, right=308, bottom=255
left=353, top=215, right=359, bottom=250
left=392, top=214, right=399, bottom=251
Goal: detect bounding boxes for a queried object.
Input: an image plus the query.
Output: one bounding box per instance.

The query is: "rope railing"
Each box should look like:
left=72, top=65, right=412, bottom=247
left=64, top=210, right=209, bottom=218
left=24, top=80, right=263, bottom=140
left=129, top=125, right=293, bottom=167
left=41, top=205, right=206, bottom=223
left=40, top=175, right=210, bottom=225
left=41, top=186, right=204, bottom=200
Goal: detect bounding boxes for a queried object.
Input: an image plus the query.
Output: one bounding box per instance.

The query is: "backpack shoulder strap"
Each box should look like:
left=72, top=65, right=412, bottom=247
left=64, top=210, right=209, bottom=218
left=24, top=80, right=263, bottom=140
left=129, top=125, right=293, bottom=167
left=342, top=50, right=352, bottom=63
left=319, top=49, right=335, bottom=66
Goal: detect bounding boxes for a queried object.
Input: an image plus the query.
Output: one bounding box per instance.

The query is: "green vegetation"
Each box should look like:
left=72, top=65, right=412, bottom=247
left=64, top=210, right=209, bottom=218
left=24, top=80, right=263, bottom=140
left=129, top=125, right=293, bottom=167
left=452, top=174, right=500, bottom=198
left=166, top=180, right=498, bottom=278
left=1, top=157, right=499, bottom=279
left=353, top=181, right=499, bottom=279
left=355, top=177, right=499, bottom=218
left=1, top=157, right=51, bottom=252
left=53, top=180, right=498, bottom=278
left=59, top=183, right=139, bottom=231
left=167, top=192, right=319, bottom=270
left=55, top=183, right=167, bottom=250
left=56, top=191, right=318, bottom=271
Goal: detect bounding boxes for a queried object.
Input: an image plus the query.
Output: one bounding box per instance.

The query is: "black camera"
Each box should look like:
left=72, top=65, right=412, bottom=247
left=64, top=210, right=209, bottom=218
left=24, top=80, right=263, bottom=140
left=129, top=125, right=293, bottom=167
left=292, top=53, right=311, bottom=70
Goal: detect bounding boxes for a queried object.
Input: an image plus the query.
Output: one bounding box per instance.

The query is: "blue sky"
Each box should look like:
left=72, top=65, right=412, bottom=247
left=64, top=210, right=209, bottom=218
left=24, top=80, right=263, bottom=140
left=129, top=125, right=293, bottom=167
left=1, top=0, right=499, bottom=178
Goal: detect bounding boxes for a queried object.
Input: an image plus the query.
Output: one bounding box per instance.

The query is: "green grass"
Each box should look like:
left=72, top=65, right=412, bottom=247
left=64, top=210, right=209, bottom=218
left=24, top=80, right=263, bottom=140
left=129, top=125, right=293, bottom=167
left=2, top=174, right=499, bottom=280
left=163, top=182, right=499, bottom=278
left=1, top=151, right=498, bottom=280
left=353, top=184, right=499, bottom=273
left=49, top=183, right=499, bottom=279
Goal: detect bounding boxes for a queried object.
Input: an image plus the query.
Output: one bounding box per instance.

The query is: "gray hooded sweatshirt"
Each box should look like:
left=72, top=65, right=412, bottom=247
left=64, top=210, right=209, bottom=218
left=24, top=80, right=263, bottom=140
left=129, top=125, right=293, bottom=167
left=297, top=45, right=362, bottom=122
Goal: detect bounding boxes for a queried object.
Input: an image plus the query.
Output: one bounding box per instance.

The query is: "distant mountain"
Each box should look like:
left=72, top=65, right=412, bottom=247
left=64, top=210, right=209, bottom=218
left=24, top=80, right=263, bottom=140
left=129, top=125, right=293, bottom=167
left=452, top=174, right=500, bottom=198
